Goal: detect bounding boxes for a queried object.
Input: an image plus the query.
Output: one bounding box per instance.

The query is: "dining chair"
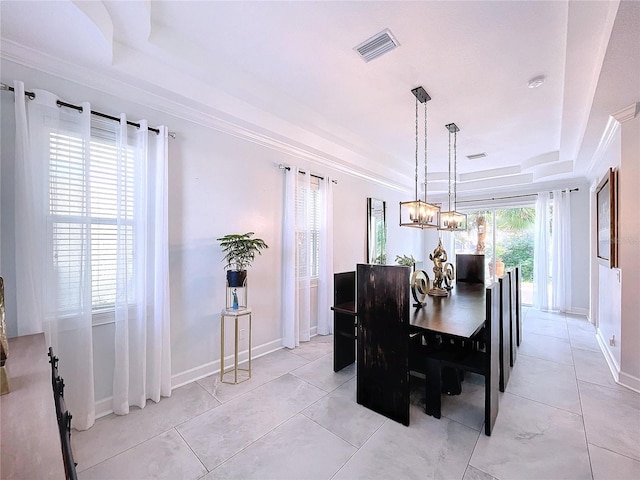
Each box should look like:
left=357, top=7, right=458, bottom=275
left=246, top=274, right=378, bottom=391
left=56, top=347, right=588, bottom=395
left=456, top=254, right=485, bottom=283
left=498, top=274, right=512, bottom=392
left=356, top=263, right=411, bottom=426
left=332, top=271, right=357, bottom=372
left=422, top=282, right=501, bottom=435
left=507, top=268, right=518, bottom=367
left=514, top=266, right=523, bottom=346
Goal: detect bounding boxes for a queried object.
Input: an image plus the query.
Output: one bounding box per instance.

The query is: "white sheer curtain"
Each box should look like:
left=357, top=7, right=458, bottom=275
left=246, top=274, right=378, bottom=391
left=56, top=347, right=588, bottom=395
left=533, top=192, right=550, bottom=310
left=15, top=82, right=96, bottom=429
left=317, top=176, right=334, bottom=335
left=282, top=167, right=332, bottom=348
left=282, top=168, right=297, bottom=348
left=551, top=190, right=572, bottom=312
left=13, top=80, right=171, bottom=429
left=112, top=118, right=172, bottom=415
left=296, top=170, right=312, bottom=344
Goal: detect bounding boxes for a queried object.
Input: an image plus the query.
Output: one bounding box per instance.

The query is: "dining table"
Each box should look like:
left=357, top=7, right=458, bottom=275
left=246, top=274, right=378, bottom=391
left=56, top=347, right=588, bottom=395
left=410, top=282, right=486, bottom=338
left=409, top=282, right=487, bottom=416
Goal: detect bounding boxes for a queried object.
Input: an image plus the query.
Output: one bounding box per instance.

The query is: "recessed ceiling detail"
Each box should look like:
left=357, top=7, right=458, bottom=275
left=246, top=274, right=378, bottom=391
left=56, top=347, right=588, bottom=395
left=354, top=28, right=399, bottom=62
left=466, top=152, right=487, bottom=160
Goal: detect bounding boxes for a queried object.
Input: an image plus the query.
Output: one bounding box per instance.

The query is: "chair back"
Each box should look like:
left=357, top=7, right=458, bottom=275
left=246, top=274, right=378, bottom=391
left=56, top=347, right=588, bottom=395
left=514, top=266, right=523, bottom=346
left=484, top=282, right=500, bottom=436
left=498, top=275, right=511, bottom=392
left=356, top=263, right=410, bottom=426
left=456, top=254, right=485, bottom=283
left=334, top=271, right=355, bottom=306
left=507, top=269, right=517, bottom=366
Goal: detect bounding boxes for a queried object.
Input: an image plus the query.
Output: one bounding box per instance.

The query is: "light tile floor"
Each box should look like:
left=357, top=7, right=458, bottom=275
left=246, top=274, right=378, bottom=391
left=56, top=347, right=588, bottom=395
left=74, top=308, right=640, bottom=480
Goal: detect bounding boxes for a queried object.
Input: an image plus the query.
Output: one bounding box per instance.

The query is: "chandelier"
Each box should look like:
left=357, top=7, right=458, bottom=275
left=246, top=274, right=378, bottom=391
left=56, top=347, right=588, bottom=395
left=399, top=87, right=440, bottom=229
left=439, top=123, right=467, bottom=231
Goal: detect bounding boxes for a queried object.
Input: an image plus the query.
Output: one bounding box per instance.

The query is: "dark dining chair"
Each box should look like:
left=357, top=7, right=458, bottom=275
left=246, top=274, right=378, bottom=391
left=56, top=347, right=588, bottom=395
left=356, top=263, right=411, bottom=426
left=456, top=254, right=485, bottom=283
left=514, top=266, right=523, bottom=346
left=422, top=282, right=501, bottom=435
left=498, top=274, right=511, bottom=392
left=332, top=271, right=357, bottom=372
left=507, top=269, right=517, bottom=367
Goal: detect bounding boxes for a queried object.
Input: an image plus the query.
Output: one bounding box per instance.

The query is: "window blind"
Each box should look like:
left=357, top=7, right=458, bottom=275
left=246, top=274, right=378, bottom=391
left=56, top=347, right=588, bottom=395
left=49, top=127, right=135, bottom=314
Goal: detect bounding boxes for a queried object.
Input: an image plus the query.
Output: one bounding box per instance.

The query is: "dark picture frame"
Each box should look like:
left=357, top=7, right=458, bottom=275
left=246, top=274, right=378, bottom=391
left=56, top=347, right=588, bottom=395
left=596, top=168, right=617, bottom=268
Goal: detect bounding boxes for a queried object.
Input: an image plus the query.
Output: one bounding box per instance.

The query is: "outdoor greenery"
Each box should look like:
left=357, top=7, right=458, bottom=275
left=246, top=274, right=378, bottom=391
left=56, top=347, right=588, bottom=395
left=456, top=207, right=535, bottom=282
left=497, top=233, right=534, bottom=281
left=217, top=232, right=269, bottom=271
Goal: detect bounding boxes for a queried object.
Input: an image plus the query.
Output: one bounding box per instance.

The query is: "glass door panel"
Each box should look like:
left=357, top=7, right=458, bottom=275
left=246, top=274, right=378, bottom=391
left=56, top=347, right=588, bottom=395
left=454, top=210, right=493, bottom=283
left=455, top=206, right=535, bottom=305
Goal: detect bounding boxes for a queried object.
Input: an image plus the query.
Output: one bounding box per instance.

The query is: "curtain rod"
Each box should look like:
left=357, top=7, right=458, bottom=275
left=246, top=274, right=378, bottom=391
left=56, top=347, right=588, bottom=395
left=456, top=187, right=579, bottom=204
left=1, top=82, right=175, bottom=138
left=278, top=164, right=338, bottom=184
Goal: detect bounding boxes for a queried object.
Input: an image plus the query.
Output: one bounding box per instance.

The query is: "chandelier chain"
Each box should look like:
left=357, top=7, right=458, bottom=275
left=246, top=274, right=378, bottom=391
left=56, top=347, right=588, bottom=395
left=415, top=97, right=419, bottom=201
left=453, top=129, right=458, bottom=210
left=448, top=127, right=452, bottom=213
left=423, top=100, right=428, bottom=202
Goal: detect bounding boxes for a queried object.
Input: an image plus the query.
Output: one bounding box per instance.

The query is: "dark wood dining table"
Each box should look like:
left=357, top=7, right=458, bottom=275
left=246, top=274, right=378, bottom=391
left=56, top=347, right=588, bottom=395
left=409, top=282, right=487, bottom=416
left=409, top=282, right=486, bottom=339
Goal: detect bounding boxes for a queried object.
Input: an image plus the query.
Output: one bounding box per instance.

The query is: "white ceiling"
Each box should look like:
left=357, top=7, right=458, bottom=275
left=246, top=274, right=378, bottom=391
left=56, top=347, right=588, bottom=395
left=1, top=1, right=635, bottom=198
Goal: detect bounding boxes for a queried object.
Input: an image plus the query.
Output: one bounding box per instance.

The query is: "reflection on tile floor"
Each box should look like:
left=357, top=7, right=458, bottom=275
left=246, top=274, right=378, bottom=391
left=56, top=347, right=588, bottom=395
left=73, top=309, right=640, bottom=480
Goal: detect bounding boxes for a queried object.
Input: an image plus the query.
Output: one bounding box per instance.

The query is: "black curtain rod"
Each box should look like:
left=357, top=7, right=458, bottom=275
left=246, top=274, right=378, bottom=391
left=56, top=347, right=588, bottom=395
left=278, top=164, right=338, bottom=184
left=456, top=187, right=579, bottom=204
left=2, top=83, right=160, bottom=135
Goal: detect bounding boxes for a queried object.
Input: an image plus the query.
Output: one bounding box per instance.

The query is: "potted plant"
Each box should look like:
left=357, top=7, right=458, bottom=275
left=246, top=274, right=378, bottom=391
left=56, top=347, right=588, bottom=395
left=395, top=254, right=417, bottom=269
left=217, top=232, right=269, bottom=287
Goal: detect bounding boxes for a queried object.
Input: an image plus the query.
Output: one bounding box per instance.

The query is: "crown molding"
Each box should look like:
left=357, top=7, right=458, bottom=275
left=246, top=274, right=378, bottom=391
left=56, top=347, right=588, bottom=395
left=612, top=102, right=640, bottom=123
left=1, top=39, right=410, bottom=193
left=586, top=114, right=621, bottom=176
left=587, top=103, right=640, bottom=175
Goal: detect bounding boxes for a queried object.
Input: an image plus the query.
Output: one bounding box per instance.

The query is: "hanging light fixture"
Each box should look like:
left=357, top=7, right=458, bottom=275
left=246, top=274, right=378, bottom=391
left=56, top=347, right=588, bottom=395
left=439, top=123, right=467, bottom=231
left=399, top=87, right=440, bottom=229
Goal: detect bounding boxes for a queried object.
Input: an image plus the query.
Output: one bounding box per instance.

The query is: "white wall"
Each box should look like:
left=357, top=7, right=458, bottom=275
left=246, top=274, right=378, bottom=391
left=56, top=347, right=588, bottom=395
left=618, top=111, right=640, bottom=389
left=0, top=60, right=422, bottom=408
left=588, top=108, right=640, bottom=392
left=592, top=130, right=623, bottom=368
left=569, top=186, right=591, bottom=315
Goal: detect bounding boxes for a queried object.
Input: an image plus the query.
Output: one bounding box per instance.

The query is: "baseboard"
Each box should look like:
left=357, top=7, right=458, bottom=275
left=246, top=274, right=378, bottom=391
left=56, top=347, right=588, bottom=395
left=94, top=337, right=287, bottom=415
left=95, top=396, right=114, bottom=419
left=568, top=307, right=589, bottom=317
left=170, top=337, right=284, bottom=389
left=618, top=371, right=640, bottom=393
left=596, top=329, right=620, bottom=382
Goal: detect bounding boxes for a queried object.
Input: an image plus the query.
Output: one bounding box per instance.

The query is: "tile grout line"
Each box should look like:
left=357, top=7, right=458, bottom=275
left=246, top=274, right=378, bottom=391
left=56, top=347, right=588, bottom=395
left=173, top=427, right=210, bottom=477
left=568, top=315, right=596, bottom=480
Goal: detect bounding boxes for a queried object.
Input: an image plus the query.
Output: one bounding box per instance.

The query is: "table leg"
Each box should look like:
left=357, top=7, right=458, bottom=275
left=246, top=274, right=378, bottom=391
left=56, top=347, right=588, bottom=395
left=248, top=314, right=252, bottom=377
left=234, top=317, right=239, bottom=384
left=220, top=315, right=225, bottom=381
left=425, top=357, right=442, bottom=418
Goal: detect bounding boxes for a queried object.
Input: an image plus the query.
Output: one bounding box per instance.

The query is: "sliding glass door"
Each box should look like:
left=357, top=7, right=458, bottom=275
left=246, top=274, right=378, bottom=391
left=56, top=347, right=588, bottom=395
left=455, top=206, right=535, bottom=305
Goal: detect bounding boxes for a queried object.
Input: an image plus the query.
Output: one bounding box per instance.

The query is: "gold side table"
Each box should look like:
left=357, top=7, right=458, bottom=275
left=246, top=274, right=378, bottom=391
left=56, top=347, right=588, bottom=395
left=220, top=307, right=252, bottom=384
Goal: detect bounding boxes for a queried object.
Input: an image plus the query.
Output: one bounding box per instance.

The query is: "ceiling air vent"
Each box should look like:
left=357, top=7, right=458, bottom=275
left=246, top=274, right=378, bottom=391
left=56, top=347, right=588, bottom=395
left=467, top=152, right=487, bottom=160
left=354, top=29, right=400, bottom=62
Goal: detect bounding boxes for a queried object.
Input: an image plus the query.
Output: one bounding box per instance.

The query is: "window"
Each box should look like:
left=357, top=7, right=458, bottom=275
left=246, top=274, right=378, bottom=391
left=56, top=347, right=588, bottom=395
left=455, top=206, right=535, bottom=305
left=49, top=122, right=135, bottom=315
left=295, top=173, right=320, bottom=278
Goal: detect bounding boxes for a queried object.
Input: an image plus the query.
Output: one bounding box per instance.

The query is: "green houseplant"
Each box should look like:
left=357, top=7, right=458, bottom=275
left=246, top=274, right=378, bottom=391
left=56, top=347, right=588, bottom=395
left=395, top=254, right=417, bottom=268
left=217, top=232, right=269, bottom=287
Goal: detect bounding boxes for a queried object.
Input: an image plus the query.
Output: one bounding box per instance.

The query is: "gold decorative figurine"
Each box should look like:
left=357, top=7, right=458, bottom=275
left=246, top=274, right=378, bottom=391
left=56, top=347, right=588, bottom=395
left=428, top=239, right=455, bottom=297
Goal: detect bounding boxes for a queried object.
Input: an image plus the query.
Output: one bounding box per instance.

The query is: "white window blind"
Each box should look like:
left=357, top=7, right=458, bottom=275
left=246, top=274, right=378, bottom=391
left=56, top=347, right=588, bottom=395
left=295, top=173, right=320, bottom=278
left=49, top=125, right=135, bottom=314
